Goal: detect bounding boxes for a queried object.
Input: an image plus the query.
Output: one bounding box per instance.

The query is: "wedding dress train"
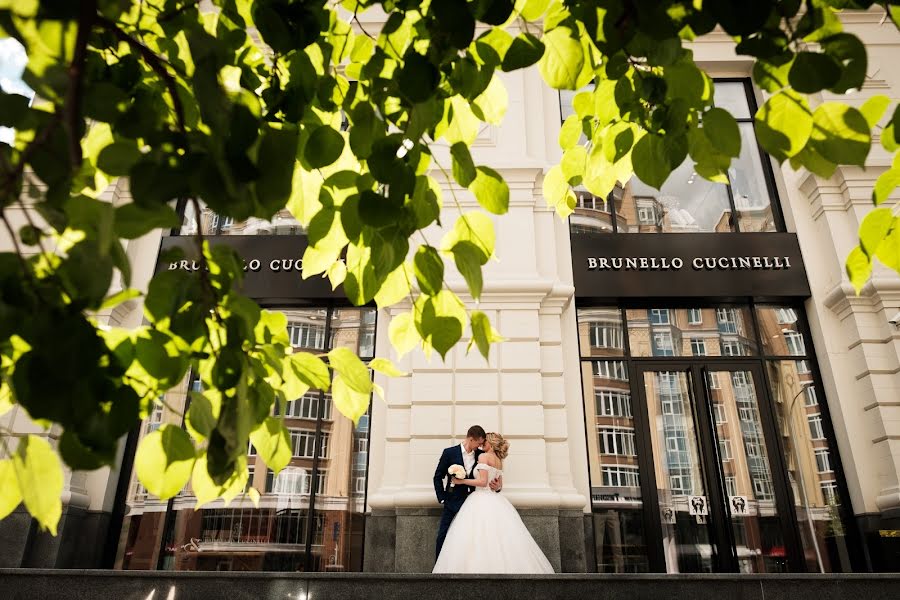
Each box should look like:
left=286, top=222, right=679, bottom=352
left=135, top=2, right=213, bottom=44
left=432, top=464, right=554, bottom=574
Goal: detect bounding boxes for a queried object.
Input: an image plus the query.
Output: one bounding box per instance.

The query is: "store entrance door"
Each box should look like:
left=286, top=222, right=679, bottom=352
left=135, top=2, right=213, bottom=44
left=633, top=362, right=801, bottom=573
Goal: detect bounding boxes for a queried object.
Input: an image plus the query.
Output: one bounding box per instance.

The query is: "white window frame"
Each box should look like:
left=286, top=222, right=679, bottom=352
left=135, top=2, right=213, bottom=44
left=716, top=308, right=739, bottom=334
left=688, top=308, right=703, bottom=324
left=713, top=403, right=727, bottom=424
left=590, top=321, right=624, bottom=350
left=815, top=449, right=832, bottom=473
left=286, top=321, right=326, bottom=349
left=690, top=338, right=707, bottom=356
left=593, top=360, right=628, bottom=381
left=721, top=340, right=744, bottom=356
left=598, top=427, right=637, bottom=456
left=601, top=465, right=640, bottom=488
left=804, top=387, right=818, bottom=407
left=649, top=308, right=671, bottom=325
left=719, top=438, right=732, bottom=460
left=653, top=331, right=675, bottom=356
left=595, top=390, right=633, bottom=418
left=808, top=414, right=825, bottom=440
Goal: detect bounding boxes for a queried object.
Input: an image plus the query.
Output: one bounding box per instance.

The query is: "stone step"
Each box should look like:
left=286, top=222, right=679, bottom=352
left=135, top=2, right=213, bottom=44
left=2, top=570, right=900, bottom=600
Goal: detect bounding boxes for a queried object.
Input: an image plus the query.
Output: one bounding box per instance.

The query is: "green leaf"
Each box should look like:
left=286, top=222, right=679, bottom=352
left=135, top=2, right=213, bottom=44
left=472, top=74, right=508, bottom=124
left=256, top=125, right=301, bottom=213
left=388, top=311, right=421, bottom=357
left=873, top=153, right=900, bottom=205
left=286, top=352, right=331, bottom=391
left=0, top=459, right=22, bottom=520
left=415, top=290, right=467, bottom=359
left=845, top=246, right=871, bottom=295
left=13, top=435, right=63, bottom=535
left=134, top=425, right=196, bottom=500
left=414, top=245, right=444, bottom=296
left=788, top=52, right=842, bottom=93
left=538, top=26, right=584, bottom=89
left=632, top=133, right=687, bottom=190
left=328, top=346, right=373, bottom=394
left=517, top=0, right=551, bottom=20
left=115, top=203, right=180, bottom=239
left=451, top=240, right=485, bottom=300
left=375, top=262, right=413, bottom=309
left=859, top=208, right=893, bottom=256
left=561, top=145, right=587, bottom=185
left=397, top=51, right=440, bottom=103
left=332, top=374, right=370, bottom=426
left=860, top=95, right=891, bottom=129
left=468, top=310, right=503, bottom=360
left=191, top=453, right=248, bottom=507
left=186, top=393, right=219, bottom=442
left=821, top=33, right=867, bottom=94
left=703, top=108, right=741, bottom=157
left=441, top=211, right=496, bottom=263
left=470, top=166, right=510, bottom=214
left=250, top=417, right=292, bottom=475
left=809, top=102, right=870, bottom=166
left=542, top=164, right=576, bottom=217
left=884, top=124, right=899, bottom=153
left=99, top=288, right=141, bottom=311
left=753, top=57, right=793, bottom=93
left=875, top=221, right=900, bottom=272
left=755, top=91, right=813, bottom=162
left=502, top=33, right=545, bottom=72
left=368, top=357, right=407, bottom=377
left=304, top=125, right=344, bottom=169
left=451, top=142, right=477, bottom=187
left=559, top=114, right=583, bottom=150
left=96, top=141, right=142, bottom=176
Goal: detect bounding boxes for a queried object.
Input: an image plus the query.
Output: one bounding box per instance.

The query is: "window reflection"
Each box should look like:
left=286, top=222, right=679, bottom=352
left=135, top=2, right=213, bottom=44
left=563, top=79, right=781, bottom=235
left=116, top=307, right=376, bottom=573
left=181, top=200, right=306, bottom=236
left=626, top=307, right=757, bottom=358
left=756, top=306, right=809, bottom=357
left=766, top=360, right=853, bottom=572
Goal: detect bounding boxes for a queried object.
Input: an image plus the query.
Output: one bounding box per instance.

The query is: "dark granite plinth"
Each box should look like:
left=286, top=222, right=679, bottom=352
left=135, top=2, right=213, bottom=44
left=1, top=570, right=899, bottom=600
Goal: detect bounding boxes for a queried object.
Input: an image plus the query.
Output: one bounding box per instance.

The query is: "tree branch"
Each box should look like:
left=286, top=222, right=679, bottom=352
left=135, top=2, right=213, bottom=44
left=95, top=15, right=187, bottom=136
left=65, top=0, right=96, bottom=170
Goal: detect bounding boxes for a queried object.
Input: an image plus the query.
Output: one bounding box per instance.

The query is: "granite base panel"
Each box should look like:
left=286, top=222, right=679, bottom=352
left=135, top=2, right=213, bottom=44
left=2, top=570, right=900, bottom=600
left=0, top=505, right=110, bottom=569
left=364, top=508, right=586, bottom=573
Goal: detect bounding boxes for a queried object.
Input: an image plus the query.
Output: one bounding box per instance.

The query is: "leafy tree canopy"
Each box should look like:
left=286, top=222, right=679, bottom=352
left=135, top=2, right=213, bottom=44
left=0, top=0, right=898, bottom=534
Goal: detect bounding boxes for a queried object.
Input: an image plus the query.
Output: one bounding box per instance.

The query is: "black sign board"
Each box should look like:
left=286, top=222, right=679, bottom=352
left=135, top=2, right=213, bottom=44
left=157, top=235, right=345, bottom=303
left=571, top=232, right=811, bottom=300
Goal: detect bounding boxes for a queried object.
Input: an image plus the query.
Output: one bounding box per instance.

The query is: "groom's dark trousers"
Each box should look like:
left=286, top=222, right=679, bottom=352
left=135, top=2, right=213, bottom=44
left=434, top=445, right=481, bottom=559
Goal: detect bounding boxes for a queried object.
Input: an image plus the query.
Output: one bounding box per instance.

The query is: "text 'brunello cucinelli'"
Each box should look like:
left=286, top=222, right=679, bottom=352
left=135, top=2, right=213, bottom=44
left=586, top=256, right=794, bottom=271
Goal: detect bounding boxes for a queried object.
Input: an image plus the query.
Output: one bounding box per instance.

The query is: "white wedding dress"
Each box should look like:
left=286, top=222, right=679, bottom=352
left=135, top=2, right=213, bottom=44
left=432, top=464, right=555, bottom=574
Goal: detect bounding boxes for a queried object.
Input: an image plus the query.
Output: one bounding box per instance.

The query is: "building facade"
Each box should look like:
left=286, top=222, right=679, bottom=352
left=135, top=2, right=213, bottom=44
left=1, top=9, right=900, bottom=574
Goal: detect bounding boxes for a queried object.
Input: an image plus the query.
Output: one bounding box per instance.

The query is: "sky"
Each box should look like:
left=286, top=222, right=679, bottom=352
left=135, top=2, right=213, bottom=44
left=0, top=37, right=32, bottom=145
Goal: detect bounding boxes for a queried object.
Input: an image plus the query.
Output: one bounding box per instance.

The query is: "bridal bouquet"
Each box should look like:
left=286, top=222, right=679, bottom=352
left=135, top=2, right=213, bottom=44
left=448, top=464, right=466, bottom=487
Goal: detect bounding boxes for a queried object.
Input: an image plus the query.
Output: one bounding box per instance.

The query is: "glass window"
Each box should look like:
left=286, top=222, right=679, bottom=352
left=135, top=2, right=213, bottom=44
left=118, top=307, right=374, bottom=573
left=599, top=427, right=637, bottom=456
left=690, top=338, right=707, bottom=356
left=815, top=449, right=833, bottom=473
left=756, top=306, right=811, bottom=357
left=725, top=476, right=737, bottom=497
left=804, top=387, right=818, bottom=407
left=649, top=309, right=671, bottom=325
left=719, top=439, right=733, bottom=460
left=601, top=465, right=641, bottom=487
left=714, top=403, right=727, bottom=424
left=595, top=390, right=633, bottom=418
left=578, top=308, right=625, bottom=357
left=808, top=414, right=825, bottom=440
left=565, top=79, right=782, bottom=236
left=627, top=306, right=757, bottom=357
left=592, top=360, right=629, bottom=381
left=181, top=200, right=307, bottom=236
left=766, top=360, right=854, bottom=572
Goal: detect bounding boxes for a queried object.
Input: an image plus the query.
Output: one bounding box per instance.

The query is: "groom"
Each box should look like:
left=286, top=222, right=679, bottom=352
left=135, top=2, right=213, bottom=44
left=433, top=425, right=502, bottom=559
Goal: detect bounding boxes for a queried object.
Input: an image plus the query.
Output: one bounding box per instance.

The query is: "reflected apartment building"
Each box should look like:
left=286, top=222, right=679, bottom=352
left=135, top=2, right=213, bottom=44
left=116, top=307, right=374, bottom=572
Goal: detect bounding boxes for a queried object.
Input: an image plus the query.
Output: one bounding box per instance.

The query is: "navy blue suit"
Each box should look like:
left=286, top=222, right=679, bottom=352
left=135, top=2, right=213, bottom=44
left=434, top=445, right=482, bottom=559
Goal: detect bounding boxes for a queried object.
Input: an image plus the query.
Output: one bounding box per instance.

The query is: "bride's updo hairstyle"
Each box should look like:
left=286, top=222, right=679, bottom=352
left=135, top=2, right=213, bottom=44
left=486, top=432, right=510, bottom=460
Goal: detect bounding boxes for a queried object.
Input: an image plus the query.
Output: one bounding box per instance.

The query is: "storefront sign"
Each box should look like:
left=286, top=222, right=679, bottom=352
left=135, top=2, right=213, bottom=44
left=571, top=232, right=810, bottom=299
left=157, top=235, right=345, bottom=301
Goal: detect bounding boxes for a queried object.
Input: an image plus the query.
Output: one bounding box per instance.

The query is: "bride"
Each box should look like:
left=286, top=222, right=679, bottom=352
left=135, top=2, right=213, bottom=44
left=432, top=432, right=554, bottom=574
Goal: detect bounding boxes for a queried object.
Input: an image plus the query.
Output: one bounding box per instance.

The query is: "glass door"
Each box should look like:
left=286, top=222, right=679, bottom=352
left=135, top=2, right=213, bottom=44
left=634, top=362, right=800, bottom=573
